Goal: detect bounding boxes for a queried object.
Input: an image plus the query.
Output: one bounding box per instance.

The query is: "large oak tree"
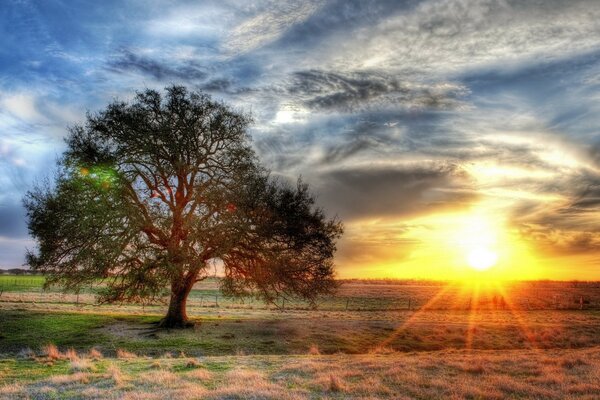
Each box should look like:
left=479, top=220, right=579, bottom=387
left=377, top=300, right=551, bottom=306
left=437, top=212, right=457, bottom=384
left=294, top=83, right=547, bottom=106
left=25, top=86, right=342, bottom=327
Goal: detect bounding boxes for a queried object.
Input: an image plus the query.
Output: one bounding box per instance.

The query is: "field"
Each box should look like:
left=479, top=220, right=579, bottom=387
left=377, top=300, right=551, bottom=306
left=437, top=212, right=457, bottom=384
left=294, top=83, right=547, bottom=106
left=1, top=275, right=600, bottom=399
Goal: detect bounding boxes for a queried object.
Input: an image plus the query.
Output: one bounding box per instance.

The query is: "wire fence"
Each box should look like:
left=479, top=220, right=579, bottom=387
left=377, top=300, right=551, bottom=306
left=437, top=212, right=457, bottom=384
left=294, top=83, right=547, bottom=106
left=0, top=287, right=598, bottom=312
left=2, top=275, right=600, bottom=312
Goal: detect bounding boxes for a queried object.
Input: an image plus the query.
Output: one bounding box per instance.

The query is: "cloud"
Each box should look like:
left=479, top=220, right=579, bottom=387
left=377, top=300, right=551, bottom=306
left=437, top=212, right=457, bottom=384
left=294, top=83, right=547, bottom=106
left=315, top=163, right=477, bottom=220
left=0, top=201, right=28, bottom=239
left=223, top=1, right=323, bottom=55
left=336, top=223, right=419, bottom=268
left=286, top=70, right=469, bottom=112
left=518, top=223, right=600, bottom=257
left=0, top=92, right=46, bottom=123
left=144, top=2, right=228, bottom=39
left=106, top=49, right=208, bottom=81
left=301, top=0, right=600, bottom=77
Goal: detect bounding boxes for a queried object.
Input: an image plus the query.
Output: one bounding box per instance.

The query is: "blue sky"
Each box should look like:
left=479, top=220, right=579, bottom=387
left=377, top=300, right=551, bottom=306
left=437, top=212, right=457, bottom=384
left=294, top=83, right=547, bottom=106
left=1, top=0, right=600, bottom=278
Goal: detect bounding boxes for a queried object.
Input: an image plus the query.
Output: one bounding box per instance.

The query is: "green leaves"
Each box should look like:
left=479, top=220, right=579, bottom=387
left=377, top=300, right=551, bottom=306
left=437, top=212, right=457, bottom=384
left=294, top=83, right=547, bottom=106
left=25, top=86, right=342, bottom=323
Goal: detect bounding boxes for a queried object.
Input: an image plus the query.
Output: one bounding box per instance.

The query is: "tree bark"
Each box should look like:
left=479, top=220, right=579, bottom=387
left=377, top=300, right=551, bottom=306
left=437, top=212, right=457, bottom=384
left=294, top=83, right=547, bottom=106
left=159, top=279, right=195, bottom=328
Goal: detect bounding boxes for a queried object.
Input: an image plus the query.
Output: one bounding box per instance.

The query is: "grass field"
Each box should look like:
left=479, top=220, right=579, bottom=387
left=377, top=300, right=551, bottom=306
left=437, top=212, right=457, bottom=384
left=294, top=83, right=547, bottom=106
left=1, top=275, right=600, bottom=398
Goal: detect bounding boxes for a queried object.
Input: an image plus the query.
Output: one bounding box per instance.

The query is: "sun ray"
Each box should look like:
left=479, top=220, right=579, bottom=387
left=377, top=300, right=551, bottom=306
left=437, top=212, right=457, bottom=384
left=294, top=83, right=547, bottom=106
left=375, top=282, right=458, bottom=350
left=492, top=282, right=539, bottom=349
left=490, top=281, right=573, bottom=384
left=465, top=282, right=481, bottom=351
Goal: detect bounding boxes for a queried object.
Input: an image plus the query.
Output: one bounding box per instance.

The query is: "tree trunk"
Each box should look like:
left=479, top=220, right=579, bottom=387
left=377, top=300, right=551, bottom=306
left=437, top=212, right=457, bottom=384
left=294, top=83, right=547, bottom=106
left=159, top=280, right=195, bottom=328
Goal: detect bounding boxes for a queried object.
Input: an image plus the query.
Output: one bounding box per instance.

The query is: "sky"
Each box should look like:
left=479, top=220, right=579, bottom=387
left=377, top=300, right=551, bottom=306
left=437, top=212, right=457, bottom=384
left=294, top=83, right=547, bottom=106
left=1, top=0, right=600, bottom=280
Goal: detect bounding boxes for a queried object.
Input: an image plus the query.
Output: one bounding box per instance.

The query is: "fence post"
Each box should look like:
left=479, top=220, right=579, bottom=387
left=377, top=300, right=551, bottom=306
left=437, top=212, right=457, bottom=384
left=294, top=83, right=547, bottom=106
left=345, top=298, right=349, bottom=311
left=215, top=294, right=218, bottom=307
left=408, top=298, right=411, bottom=310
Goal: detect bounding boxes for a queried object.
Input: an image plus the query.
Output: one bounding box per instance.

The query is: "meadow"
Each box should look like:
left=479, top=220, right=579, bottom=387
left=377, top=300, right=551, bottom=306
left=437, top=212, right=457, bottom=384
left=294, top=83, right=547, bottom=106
left=1, top=275, right=600, bottom=399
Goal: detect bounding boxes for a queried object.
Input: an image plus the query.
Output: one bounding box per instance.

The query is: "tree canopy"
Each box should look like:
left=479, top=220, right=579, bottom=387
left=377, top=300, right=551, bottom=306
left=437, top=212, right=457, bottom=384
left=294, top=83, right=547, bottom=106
left=25, top=86, right=343, bottom=327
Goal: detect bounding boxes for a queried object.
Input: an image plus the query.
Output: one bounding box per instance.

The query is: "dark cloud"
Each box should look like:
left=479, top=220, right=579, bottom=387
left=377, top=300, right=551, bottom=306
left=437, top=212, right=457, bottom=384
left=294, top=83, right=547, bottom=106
left=0, top=201, right=28, bottom=238
left=107, top=49, right=207, bottom=81
left=519, top=223, right=600, bottom=257
left=537, top=172, right=600, bottom=226
left=336, top=235, right=418, bottom=266
left=512, top=171, right=600, bottom=255
left=319, top=120, right=400, bottom=165
left=199, top=78, right=233, bottom=92
left=287, top=69, right=467, bottom=112
left=315, top=163, right=476, bottom=220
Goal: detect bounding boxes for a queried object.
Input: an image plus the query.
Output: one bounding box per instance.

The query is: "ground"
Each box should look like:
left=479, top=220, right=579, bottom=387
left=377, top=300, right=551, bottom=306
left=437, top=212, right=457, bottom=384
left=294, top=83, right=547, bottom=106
left=1, top=276, right=600, bottom=398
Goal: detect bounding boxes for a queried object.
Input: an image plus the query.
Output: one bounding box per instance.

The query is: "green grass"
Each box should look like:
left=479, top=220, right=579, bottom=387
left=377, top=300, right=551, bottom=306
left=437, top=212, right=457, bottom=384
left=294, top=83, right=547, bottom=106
left=0, top=275, right=45, bottom=293
left=2, top=276, right=600, bottom=360
left=3, top=307, right=600, bottom=359
left=0, top=359, right=71, bottom=382
left=0, top=311, right=115, bottom=351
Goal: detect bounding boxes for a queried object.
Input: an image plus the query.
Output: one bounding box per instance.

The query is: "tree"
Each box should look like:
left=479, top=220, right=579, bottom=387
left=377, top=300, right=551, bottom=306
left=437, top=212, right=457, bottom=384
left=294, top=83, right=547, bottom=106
left=24, top=86, right=343, bottom=328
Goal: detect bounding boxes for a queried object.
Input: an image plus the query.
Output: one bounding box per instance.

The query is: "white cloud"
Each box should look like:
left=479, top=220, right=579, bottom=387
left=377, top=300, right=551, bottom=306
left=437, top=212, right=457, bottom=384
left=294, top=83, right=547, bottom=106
left=0, top=92, right=46, bottom=123
left=145, top=3, right=230, bottom=39
left=223, top=0, right=323, bottom=55
left=308, top=0, right=600, bottom=76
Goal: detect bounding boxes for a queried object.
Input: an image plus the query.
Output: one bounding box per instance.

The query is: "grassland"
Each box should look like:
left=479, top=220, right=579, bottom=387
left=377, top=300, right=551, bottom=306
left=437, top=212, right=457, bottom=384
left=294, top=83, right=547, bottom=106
left=2, top=347, right=600, bottom=399
left=1, top=275, right=600, bottom=398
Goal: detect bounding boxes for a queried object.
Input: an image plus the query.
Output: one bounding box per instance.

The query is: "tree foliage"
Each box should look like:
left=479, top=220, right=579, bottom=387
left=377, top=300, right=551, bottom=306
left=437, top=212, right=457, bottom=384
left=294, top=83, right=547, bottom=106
left=24, top=86, right=343, bottom=327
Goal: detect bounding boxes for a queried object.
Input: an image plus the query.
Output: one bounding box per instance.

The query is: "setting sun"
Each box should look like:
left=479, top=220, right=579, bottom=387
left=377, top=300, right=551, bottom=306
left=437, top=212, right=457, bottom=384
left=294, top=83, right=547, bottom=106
left=466, top=248, right=498, bottom=271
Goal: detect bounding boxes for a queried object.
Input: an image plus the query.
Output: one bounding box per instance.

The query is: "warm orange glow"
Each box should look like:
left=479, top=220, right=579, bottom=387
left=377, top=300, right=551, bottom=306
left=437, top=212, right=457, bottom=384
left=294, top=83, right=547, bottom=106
left=339, top=201, right=554, bottom=281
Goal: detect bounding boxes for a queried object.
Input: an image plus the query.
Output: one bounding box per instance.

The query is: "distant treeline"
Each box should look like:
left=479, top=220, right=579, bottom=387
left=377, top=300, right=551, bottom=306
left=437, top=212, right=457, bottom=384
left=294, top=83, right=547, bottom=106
left=338, top=278, right=600, bottom=287
left=1, top=271, right=599, bottom=288
left=338, top=278, right=447, bottom=286
left=0, top=268, right=42, bottom=275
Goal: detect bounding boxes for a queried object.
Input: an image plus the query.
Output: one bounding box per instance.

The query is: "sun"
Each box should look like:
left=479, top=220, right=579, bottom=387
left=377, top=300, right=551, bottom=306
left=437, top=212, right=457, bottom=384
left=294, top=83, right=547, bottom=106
left=467, top=248, right=498, bottom=271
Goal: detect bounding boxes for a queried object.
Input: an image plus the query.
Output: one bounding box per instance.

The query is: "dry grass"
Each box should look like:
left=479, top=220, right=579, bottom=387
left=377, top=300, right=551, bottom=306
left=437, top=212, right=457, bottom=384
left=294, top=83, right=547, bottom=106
left=49, top=372, right=91, bottom=385
left=2, top=347, right=600, bottom=399
left=328, top=374, right=344, bottom=392
left=42, top=343, right=62, bottom=360
left=184, top=358, right=201, bottom=368
left=88, top=348, right=103, bottom=360
left=369, top=346, right=396, bottom=355
left=560, top=356, right=589, bottom=369
left=64, top=348, right=79, bottom=361
left=2, top=279, right=600, bottom=398
left=185, top=368, right=212, bottom=381
left=107, top=363, right=124, bottom=386
left=70, top=359, right=96, bottom=373
left=308, top=344, right=320, bottom=355
left=116, top=348, right=137, bottom=359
